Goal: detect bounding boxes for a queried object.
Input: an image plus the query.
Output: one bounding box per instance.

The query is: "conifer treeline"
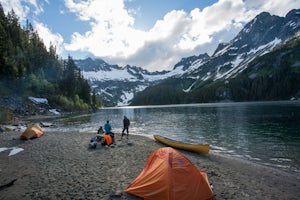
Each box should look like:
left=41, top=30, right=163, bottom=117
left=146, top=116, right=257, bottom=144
left=0, top=4, right=100, bottom=110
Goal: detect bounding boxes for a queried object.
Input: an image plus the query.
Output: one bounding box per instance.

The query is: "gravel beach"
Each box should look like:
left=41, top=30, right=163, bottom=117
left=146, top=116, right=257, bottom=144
left=0, top=130, right=299, bottom=200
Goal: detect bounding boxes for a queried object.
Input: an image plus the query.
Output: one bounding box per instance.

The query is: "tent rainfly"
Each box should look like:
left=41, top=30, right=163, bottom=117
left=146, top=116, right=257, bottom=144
left=125, top=147, right=214, bottom=200
left=20, top=123, right=44, bottom=140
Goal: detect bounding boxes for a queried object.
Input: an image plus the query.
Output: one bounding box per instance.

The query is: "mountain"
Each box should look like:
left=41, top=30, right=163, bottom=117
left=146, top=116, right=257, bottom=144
left=75, top=58, right=172, bottom=106
left=177, top=9, right=300, bottom=81
left=131, top=9, right=300, bottom=105
left=75, top=53, right=212, bottom=106
left=76, top=9, right=300, bottom=106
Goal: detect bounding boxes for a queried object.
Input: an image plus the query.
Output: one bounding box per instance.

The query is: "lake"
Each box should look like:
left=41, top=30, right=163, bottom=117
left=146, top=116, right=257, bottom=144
left=42, top=101, right=300, bottom=176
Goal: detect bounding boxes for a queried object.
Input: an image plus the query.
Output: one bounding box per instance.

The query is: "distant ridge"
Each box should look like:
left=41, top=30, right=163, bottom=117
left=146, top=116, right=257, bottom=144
left=75, top=9, right=300, bottom=106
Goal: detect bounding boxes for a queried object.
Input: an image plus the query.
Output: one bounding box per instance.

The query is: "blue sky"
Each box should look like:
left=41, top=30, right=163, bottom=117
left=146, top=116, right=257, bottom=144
left=1, top=0, right=299, bottom=71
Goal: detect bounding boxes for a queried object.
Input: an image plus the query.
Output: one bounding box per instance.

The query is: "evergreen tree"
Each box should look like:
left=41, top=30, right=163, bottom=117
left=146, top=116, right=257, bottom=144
left=0, top=3, right=94, bottom=111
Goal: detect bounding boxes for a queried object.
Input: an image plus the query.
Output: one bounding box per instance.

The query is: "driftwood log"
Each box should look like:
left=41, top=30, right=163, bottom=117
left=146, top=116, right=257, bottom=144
left=0, top=179, right=17, bottom=191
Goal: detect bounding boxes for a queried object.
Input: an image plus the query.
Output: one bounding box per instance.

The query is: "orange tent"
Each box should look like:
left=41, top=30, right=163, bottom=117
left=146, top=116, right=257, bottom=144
left=125, top=147, right=214, bottom=200
left=20, top=124, right=44, bottom=140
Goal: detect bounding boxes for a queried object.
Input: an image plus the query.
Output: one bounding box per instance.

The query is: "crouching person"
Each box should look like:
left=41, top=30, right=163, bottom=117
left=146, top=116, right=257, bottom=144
left=89, top=134, right=104, bottom=149
left=101, top=134, right=113, bottom=146
left=89, top=136, right=98, bottom=149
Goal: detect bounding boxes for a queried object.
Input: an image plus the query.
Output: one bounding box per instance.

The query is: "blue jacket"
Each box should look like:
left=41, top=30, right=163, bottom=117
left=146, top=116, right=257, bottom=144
left=104, top=123, right=112, bottom=133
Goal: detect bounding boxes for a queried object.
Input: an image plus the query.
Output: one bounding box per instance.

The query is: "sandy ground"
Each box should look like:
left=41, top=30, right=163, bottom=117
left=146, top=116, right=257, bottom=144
left=0, top=130, right=299, bottom=200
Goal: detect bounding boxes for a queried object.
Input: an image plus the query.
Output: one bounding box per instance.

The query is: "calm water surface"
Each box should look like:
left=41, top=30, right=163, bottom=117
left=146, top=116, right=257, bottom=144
left=43, top=101, right=300, bottom=176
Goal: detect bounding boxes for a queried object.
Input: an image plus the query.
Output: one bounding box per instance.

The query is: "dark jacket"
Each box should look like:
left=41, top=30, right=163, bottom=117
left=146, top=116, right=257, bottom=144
left=123, top=117, right=130, bottom=127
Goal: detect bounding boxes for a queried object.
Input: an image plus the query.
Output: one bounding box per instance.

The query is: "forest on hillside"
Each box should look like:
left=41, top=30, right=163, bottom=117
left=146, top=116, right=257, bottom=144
left=0, top=4, right=100, bottom=113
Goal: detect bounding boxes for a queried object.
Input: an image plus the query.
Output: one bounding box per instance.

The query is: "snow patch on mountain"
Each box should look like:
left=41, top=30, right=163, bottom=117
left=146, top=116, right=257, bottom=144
left=82, top=68, right=138, bottom=82
left=214, top=37, right=283, bottom=80
left=248, top=37, right=282, bottom=56
left=118, top=91, right=134, bottom=106
left=99, top=89, right=113, bottom=97
left=183, top=81, right=197, bottom=93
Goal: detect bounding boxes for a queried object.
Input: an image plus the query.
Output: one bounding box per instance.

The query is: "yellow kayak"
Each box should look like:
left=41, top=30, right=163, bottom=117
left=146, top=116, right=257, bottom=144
left=153, top=135, right=210, bottom=154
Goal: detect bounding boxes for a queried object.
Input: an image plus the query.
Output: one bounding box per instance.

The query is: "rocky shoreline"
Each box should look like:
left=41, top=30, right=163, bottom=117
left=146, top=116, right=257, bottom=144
left=0, top=95, right=58, bottom=118
left=0, top=95, right=60, bottom=133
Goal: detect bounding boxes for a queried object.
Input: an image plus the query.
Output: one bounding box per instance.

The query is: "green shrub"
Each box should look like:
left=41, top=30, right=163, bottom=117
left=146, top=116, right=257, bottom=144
left=73, top=95, right=89, bottom=110
left=0, top=107, right=13, bottom=123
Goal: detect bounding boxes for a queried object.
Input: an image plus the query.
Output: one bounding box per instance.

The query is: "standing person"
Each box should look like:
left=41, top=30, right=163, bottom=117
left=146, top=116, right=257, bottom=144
left=122, top=116, right=130, bottom=139
left=104, top=120, right=114, bottom=143
left=104, top=120, right=112, bottom=134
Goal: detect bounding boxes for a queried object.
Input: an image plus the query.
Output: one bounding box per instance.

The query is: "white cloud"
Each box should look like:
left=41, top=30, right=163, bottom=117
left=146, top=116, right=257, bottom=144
left=0, top=0, right=29, bottom=19
left=0, top=0, right=44, bottom=19
left=245, top=0, right=300, bottom=17
left=34, top=22, right=64, bottom=55
left=128, top=0, right=299, bottom=71
left=1, top=0, right=300, bottom=72
left=64, top=0, right=146, bottom=58
left=111, top=0, right=249, bottom=71
left=0, top=0, right=63, bottom=55
left=27, top=0, right=44, bottom=15
left=64, top=0, right=262, bottom=71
